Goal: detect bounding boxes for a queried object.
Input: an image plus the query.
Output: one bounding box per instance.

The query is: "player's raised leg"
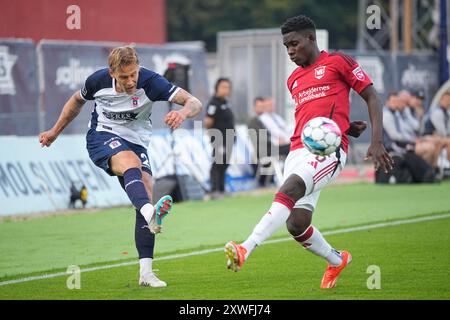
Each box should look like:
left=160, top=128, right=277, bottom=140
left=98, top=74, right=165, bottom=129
left=284, top=149, right=351, bottom=288
left=110, top=151, right=158, bottom=228
left=114, top=154, right=173, bottom=287
left=225, top=147, right=352, bottom=288
left=225, top=174, right=305, bottom=272
left=137, top=171, right=173, bottom=287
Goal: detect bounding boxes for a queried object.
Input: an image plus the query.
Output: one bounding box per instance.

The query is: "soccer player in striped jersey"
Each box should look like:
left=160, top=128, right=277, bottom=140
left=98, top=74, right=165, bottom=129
left=224, top=15, right=393, bottom=289
left=39, top=46, right=203, bottom=287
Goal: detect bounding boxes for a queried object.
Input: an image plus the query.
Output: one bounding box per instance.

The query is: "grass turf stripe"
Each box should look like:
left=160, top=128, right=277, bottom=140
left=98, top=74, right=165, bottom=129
left=1, top=212, right=449, bottom=287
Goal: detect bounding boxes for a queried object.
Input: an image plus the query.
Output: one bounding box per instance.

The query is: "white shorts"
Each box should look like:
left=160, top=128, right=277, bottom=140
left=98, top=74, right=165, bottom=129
left=282, top=147, right=347, bottom=212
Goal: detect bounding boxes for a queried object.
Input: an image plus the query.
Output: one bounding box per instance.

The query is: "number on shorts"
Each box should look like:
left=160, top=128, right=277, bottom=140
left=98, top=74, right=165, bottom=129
left=315, top=155, right=326, bottom=162
left=140, top=153, right=151, bottom=169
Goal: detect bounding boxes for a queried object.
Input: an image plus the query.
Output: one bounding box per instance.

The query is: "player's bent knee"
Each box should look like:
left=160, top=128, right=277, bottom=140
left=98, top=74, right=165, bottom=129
left=279, top=174, right=306, bottom=201
left=110, top=151, right=142, bottom=176
left=286, top=215, right=301, bottom=236
left=286, top=209, right=312, bottom=236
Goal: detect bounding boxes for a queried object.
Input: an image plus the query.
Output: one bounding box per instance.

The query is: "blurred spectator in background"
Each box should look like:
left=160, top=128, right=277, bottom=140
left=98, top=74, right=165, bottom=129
left=405, top=90, right=445, bottom=171
left=259, top=97, right=290, bottom=157
left=409, top=90, right=426, bottom=122
left=69, top=182, right=80, bottom=209
left=247, top=97, right=266, bottom=130
left=80, top=185, right=88, bottom=208
left=248, top=97, right=274, bottom=187
left=383, top=92, right=411, bottom=153
left=389, top=89, right=441, bottom=170
left=204, top=78, right=235, bottom=198
left=424, top=92, right=450, bottom=140
left=397, top=89, right=420, bottom=141
left=380, top=92, right=435, bottom=183
left=423, top=92, right=450, bottom=174
left=69, top=182, right=87, bottom=209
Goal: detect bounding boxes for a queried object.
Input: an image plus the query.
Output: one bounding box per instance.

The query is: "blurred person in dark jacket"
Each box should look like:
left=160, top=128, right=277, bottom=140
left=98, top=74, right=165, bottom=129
left=204, top=78, right=235, bottom=198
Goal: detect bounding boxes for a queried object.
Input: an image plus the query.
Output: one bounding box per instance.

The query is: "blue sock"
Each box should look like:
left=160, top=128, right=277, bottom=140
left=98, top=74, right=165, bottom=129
left=135, top=209, right=155, bottom=259
left=123, top=168, right=149, bottom=211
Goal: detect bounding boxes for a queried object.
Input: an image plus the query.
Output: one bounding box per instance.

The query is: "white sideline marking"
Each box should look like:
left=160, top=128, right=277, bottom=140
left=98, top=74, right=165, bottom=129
left=1, top=213, right=449, bottom=287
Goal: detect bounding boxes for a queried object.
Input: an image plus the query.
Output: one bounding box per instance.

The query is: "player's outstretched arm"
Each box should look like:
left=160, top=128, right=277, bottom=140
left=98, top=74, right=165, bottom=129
left=39, top=91, right=86, bottom=147
left=359, top=85, right=394, bottom=173
left=164, top=89, right=203, bottom=129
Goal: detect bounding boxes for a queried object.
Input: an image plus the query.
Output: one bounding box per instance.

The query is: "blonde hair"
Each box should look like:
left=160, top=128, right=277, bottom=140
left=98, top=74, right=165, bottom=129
left=108, top=46, right=139, bottom=72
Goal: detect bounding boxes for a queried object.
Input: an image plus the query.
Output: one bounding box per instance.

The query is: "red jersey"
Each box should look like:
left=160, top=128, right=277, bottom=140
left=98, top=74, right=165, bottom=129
left=287, top=51, right=373, bottom=153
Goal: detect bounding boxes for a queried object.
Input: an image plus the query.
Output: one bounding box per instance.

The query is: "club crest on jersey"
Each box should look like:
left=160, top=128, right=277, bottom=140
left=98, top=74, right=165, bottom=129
left=314, top=66, right=326, bottom=79
left=109, top=140, right=122, bottom=149
left=352, top=66, right=366, bottom=81
left=132, top=97, right=139, bottom=107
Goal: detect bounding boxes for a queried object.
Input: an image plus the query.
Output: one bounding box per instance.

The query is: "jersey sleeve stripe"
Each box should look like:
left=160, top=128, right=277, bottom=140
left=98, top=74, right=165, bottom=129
left=168, top=86, right=181, bottom=102
left=79, top=89, right=88, bottom=101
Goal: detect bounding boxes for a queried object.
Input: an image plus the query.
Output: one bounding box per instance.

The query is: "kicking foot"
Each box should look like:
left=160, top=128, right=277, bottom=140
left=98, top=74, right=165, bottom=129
left=320, top=250, right=352, bottom=289
left=149, top=195, right=173, bottom=234
left=224, top=241, right=247, bottom=272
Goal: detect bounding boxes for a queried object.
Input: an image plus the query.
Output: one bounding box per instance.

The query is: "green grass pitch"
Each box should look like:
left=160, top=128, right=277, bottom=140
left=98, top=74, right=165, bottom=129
left=0, top=181, right=450, bottom=299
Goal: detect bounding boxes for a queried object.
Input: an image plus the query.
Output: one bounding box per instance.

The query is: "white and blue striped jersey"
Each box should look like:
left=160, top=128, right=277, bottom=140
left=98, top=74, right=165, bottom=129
left=80, top=67, right=180, bottom=147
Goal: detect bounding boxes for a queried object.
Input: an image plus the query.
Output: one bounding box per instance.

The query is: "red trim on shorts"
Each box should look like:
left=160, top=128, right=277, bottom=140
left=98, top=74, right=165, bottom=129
left=314, top=166, right=338, bottom=183
left=274, top=192, right=295, bottom=211
left=313, top=161, right=338, bottom=183
left=313, top=161, right=338, bottom=179
left=294, top=225, right=314, bottom=243
left=314, top=170, right=336, bottom=184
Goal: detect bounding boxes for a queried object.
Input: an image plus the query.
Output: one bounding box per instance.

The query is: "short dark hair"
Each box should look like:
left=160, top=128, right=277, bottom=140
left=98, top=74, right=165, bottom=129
left=281, top=15, right=316, bottom=35
left=214, top=77, right=231, bottom=93
left=387, top=92, right=397, bottom=99
left=412, top=90, right=425, bottom=100
left=253, top=96, right=265, bottom=105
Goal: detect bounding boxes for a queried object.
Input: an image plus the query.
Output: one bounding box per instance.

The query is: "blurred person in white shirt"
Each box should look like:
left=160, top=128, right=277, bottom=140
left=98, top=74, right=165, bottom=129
left=423, top=92, right=450, bottom=165
left=259, top=97, right=291, bottom=157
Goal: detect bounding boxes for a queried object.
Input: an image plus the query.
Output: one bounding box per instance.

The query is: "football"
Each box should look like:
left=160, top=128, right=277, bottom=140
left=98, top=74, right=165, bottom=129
left=301, top=117, right=342, bottom=156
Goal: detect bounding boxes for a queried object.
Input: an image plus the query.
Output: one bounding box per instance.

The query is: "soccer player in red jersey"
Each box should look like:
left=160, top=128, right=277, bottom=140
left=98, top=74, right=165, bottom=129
left=224, top=15, right=393, bottom=289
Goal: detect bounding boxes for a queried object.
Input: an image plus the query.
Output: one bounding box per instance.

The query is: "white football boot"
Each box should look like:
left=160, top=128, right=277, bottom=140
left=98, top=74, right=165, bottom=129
left=139, top=273, right=167, bottom=287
